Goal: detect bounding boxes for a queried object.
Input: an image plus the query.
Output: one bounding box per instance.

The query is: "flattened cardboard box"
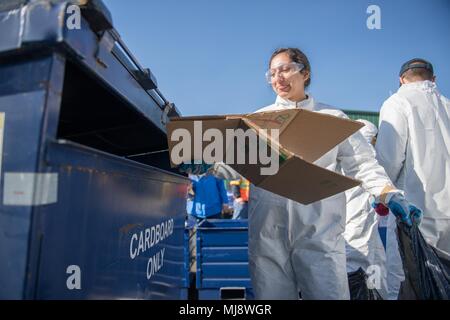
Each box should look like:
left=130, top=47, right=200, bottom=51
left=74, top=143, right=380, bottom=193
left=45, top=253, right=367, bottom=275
left=166, top=108, right=363, bottom=205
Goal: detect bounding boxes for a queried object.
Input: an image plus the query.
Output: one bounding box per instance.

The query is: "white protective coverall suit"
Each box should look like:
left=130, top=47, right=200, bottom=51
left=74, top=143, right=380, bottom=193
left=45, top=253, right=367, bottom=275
left=343, top=120, right=389, bottom=299
left=384, top=208, right=405, bottom=300
left=376, top=80, right=450, bottom=256
left=216, top=95, right=393, bottom=299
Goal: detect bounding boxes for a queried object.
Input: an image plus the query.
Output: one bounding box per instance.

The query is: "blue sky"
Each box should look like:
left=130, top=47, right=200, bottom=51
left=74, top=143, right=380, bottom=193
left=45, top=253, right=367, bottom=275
left=104, top=0, right=450, bottom=115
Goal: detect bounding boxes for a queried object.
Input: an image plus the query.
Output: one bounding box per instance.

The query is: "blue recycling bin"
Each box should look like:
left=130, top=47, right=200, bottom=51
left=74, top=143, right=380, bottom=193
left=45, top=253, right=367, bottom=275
left=195, top=219, right=253, bottom=300
left=0, top=0, right=189, bottom=299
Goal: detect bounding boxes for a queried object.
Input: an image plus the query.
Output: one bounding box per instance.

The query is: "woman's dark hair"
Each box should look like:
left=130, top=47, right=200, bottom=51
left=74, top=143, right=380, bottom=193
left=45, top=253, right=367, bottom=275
left=269, top=47, right=311, bottom=87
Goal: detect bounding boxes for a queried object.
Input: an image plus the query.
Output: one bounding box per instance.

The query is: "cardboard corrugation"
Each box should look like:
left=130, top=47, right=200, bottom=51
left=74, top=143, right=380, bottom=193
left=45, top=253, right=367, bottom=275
left=167, top=109, right=364, bottom=204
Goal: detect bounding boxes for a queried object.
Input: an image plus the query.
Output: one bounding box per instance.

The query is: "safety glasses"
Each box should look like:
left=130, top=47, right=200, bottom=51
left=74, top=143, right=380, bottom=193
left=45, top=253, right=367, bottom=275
left=265, top=62, right=304, bottom=84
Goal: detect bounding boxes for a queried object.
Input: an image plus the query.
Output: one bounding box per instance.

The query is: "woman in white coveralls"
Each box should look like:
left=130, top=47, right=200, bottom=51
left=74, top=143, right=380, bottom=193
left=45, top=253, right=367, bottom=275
left=182, top=48, right=422, bottom=299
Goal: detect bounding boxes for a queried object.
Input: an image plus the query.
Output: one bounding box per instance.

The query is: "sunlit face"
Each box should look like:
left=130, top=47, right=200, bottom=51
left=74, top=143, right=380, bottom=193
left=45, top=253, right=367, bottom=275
left=269, top=52, right=309, bottom=101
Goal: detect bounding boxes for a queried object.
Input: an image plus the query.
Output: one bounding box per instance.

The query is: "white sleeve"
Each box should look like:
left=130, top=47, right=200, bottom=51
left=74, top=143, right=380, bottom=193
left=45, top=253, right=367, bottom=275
left=337, top=114, right=393, bottom=196
left=375, top=96, right=408, bottom=185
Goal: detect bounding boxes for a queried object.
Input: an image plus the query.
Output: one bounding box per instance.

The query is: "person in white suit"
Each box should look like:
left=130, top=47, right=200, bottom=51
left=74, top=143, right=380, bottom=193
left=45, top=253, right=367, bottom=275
left=375, top=58, right=450, bottom=299
left=343, top=119, right=389, bottom=299
left=376, top=58, right=450, bottom=256
left=180, top=48, right=422, bottom=300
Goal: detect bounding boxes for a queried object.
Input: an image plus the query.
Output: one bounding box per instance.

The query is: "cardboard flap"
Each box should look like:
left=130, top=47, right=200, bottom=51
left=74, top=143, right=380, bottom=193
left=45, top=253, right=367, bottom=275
left=247, top=109, right=363, bottom=163
left=166, top=110, right=363, bottom=205
left=226, top=147, right=290, bottom=186
left=244, top=109, right=297, bottom=132
left=258, top=156, right=361, bottom=205
left=281, top=109, right=363, bottom=162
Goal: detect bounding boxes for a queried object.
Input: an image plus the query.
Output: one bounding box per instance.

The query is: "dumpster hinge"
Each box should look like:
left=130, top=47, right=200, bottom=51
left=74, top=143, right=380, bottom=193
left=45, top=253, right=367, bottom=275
left=161, top=102, right=178, bottom=126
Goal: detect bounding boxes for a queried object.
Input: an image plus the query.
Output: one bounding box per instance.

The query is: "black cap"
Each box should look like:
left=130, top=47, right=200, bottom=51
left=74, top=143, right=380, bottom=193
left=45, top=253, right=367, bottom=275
left=399, top=58, right=434, bottom=77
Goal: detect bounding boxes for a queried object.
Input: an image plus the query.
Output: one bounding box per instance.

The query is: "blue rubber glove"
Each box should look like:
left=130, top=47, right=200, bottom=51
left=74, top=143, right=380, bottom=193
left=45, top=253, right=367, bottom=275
left=409, top=204, right=423, bottom=225
left=386, top=193, right=422, bottom=226
left=177, top=162, right=213, bottom=175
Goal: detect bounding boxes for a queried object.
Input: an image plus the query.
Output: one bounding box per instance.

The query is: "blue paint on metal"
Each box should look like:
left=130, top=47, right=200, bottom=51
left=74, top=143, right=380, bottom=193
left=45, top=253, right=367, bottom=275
left=32, top=141, right=187, bottom=299
left=202, top=247, right=248, bottom=262
left=197, top=220, right=248, bottom=230
left=200, top=278, right=253, bottom=288
left=201, top=262, right=250, bottom=278
left=198, top=287, right=254, bottom=300
left=196, top=219, right=253, bottom=298
left=199, top=232, right=248, bottom=247
left=0, top=0, right=189, bottom=299
left=197, top=219, right=249, bottom=247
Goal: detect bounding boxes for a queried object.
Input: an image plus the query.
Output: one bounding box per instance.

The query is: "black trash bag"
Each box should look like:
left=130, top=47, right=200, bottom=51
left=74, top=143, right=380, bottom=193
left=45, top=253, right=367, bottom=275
left=397, top=222, right=450, bottom=300
left=348, top=267, right=384, bottom=300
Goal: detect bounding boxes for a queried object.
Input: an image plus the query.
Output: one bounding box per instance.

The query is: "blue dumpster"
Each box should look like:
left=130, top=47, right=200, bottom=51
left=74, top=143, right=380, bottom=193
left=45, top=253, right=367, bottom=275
left=0, top=0, right=189, bottom=299
left=196, top=219, right=253, bottom=300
